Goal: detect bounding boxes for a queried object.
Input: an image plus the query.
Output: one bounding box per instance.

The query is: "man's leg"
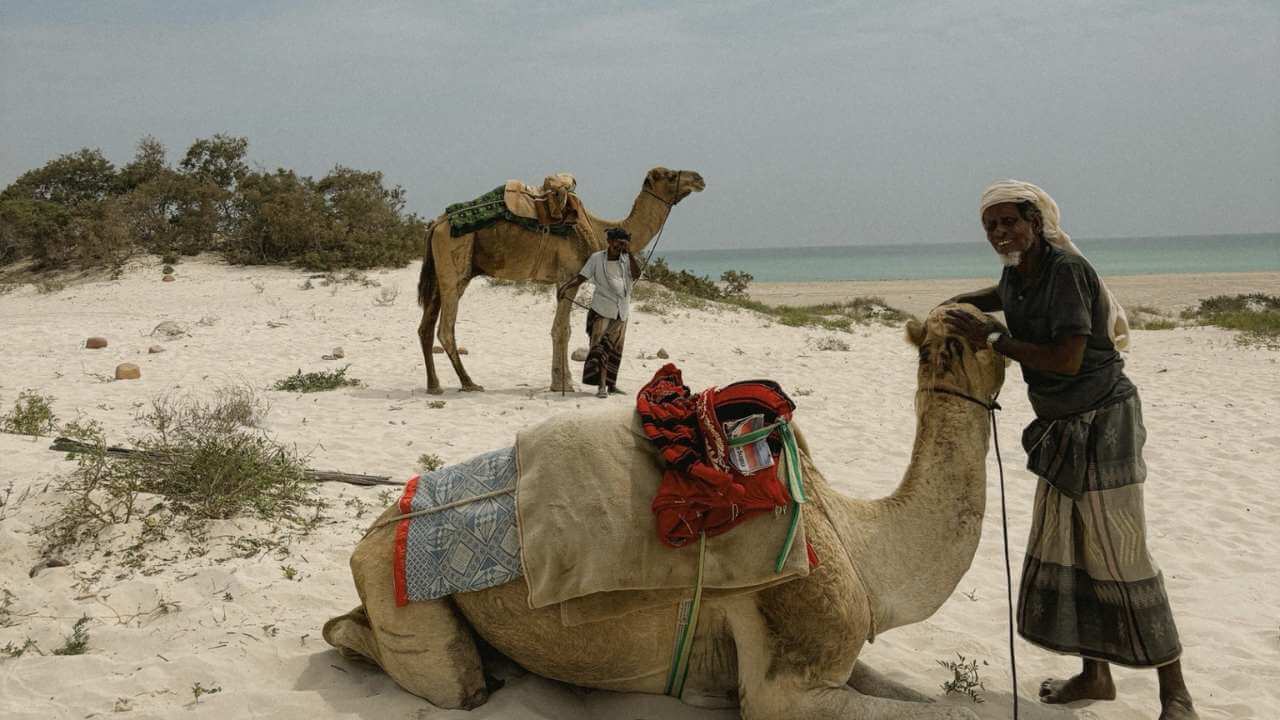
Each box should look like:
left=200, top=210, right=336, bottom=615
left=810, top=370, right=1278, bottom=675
left=1039, top=658, right=1115, bottom=704
left=1156, top=660, right=1198, bottom=720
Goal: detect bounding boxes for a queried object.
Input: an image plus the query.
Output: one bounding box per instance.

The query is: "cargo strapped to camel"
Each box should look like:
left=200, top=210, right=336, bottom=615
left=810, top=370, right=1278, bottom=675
left=444, top=173, right=590, bottom=239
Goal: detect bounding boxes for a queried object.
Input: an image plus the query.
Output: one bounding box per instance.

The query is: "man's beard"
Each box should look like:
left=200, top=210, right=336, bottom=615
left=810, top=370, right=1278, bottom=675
left=998, top=251, right=1022, bottom=267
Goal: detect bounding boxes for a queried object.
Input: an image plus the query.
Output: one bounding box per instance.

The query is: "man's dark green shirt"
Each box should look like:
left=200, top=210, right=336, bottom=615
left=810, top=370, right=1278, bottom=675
left=997, top=244, right=1135, bottom=420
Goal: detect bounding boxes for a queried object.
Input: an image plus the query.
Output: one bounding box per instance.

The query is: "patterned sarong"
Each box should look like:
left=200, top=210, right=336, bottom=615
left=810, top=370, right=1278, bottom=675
left=393, top=447, right=522, bottom=606
left=1017, top=393, right=1182, bottom=667
left=582, top=309, right=626, bottom=389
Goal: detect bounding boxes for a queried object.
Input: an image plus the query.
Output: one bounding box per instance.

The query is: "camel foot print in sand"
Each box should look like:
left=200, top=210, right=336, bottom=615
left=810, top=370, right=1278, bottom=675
left=1158, top=695, right=1199, bottom=720
left=460, top=383, right=486, bottom=392
left=1039, top=674, right=1116, bottom=704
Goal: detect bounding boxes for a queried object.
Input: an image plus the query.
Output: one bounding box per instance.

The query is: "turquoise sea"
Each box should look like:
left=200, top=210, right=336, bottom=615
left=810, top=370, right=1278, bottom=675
left=656, top=233, right=1280, bottom=283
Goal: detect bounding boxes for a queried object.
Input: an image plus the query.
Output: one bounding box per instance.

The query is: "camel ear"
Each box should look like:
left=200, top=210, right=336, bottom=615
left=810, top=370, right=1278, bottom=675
left=905, top=319, right=926, bottom=347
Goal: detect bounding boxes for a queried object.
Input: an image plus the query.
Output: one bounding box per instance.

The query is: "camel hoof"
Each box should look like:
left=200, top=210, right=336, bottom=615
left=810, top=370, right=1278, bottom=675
left=427, top=386, right=444, bottom=396
left=460, top=384, right=485, bottom=393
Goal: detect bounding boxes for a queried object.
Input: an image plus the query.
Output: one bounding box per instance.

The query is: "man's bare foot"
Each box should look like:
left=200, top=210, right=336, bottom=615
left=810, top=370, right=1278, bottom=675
left=1038, top=673, right=1116, bottom=704
left=1159, top=695, right=1198, bottom=720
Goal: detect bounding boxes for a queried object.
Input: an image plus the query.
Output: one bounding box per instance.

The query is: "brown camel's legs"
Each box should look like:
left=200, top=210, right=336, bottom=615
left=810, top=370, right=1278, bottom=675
left=419, top=290, right=443, bottom=394
left=437, top=277, right=482, bottom=392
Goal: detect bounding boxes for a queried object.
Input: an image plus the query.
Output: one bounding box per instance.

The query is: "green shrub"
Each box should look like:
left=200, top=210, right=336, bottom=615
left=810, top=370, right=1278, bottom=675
left=227, top=166, right=423, bottom=270
left=641, top=257, right=726, bottom=300
left=272, top=366, right=360, bottom=392
left=0, top=148, right=117, bottom=207
left=1, top=390, right=58, bottom=435
left=719, top=269, right=753, bottom=298
left=1182, top=294, right=1280, bottom=348
left=44, top=392, right=322, bottom=550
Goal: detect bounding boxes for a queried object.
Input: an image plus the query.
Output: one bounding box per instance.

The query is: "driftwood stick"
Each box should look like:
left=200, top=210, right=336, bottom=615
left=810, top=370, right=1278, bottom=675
left=48, top=437, right=404, bottom=487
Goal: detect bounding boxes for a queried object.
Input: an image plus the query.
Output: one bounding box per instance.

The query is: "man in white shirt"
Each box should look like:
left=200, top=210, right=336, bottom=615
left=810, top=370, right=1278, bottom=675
left=557, top=228, right=640, bottom=398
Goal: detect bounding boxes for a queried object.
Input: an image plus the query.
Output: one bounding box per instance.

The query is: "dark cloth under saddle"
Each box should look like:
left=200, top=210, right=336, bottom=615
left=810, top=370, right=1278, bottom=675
left=443, top=175, right=590, bottom=239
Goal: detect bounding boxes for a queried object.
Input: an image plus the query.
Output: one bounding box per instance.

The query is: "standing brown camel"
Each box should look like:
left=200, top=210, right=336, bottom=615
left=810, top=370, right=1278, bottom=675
left=416, top=167, right=705, bottom=394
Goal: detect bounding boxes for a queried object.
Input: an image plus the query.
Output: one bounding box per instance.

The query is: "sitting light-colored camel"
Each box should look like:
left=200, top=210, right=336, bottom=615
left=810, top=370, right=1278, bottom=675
left=417, top=167, right=705, bottom=394
left=326, top=305, right=1007, bottom=719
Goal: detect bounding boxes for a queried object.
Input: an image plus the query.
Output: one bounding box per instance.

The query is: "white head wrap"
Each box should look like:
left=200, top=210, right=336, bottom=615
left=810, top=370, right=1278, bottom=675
left=980, top=179, right=1130, bottom=350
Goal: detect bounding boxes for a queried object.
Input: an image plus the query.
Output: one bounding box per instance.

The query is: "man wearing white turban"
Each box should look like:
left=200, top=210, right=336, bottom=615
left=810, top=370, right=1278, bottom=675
left=944, top=181, right=1197, bottom=719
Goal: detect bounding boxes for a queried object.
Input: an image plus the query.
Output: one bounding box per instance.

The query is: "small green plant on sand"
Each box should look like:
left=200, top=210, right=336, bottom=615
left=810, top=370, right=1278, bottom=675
left=273, top=366, right=360, bottom=392
left=191, top=681, right=222, bottom=703
left=417, top=453, right=445, bottom=473
left=51, top=615, right=91, bottom=656
left=937, top=653, right=986, bottom=703
left=1, top=638, right=41, bottom=658
left=280, top=565, right=298, bottom=580
left=1, top=390, right=58, bottom=435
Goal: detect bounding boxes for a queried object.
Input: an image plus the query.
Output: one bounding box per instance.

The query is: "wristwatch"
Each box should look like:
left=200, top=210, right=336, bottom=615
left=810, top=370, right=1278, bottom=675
left=986, top=330, right=1005, bottom=348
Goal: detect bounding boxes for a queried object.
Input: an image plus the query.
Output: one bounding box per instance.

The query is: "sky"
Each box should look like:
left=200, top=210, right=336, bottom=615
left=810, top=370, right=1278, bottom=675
left=2, top=1, right=1277, bottom=250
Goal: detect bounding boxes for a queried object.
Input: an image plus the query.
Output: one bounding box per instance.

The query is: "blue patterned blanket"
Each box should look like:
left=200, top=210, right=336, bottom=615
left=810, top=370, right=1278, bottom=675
left=392, top=447, right=523, bottom=605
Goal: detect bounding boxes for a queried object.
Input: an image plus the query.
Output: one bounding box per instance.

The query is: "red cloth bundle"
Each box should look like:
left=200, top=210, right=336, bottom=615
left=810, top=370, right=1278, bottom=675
left=636, top=363, right=796, bottom=548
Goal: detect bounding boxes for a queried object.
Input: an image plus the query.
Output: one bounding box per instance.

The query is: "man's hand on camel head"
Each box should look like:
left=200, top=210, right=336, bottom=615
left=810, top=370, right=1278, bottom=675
left=944, top=309, right=997, bottom=347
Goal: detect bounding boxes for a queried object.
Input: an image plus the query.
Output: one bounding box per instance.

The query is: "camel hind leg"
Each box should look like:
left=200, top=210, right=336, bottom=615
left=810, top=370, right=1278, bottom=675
left=417, top=220, right=445, bottom=394
left=432, top=233, right=483, bottom=392
left=418, top=291, right=443, bottom=394
left=323, top=516, right=487, bottom=708
left=437, top=277, right=482, bottom=391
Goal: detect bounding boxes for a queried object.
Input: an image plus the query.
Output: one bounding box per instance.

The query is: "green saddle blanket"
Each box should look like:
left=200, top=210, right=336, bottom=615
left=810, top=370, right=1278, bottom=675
left=445, top=186, right=577, bottom=238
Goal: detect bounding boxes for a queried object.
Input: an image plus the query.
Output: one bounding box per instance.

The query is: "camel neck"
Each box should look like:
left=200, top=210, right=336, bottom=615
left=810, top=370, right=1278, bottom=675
left=833, top=396, right=991, bottom=634
left=585, top=190, right=672, bottom=257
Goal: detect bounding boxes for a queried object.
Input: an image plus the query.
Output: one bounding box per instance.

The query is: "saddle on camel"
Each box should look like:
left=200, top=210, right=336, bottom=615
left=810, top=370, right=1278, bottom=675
left=443, top=172, right=595, bottom=243
left=347, top=363, right=814, bottom=693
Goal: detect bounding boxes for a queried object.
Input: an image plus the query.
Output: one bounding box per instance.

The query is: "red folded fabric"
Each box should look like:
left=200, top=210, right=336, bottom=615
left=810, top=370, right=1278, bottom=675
left=636, top=363, right=794, bottom=548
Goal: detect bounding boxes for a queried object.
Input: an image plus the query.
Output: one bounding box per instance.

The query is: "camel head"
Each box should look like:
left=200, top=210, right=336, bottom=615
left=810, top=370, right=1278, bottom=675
left=643, top=167, right=705, bottom=205
left=905, top=303, right=1008, bottom=410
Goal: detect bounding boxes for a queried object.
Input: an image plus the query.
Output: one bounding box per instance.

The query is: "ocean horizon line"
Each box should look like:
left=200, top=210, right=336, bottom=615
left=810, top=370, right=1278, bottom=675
left=658, top=231, right=1280, bottom=256
left=655, top=232, right=1280, bottom=283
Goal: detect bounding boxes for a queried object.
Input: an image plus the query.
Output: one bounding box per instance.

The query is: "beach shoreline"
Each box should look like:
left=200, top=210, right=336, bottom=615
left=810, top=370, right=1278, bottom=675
left=750, top=270, right=1280, bottom=318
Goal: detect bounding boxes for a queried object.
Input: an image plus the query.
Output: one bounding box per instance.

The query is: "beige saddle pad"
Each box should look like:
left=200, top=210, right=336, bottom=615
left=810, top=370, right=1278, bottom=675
left=515, top=407, right=811, bottom=625
left=504, top=173, right=577, bottom=223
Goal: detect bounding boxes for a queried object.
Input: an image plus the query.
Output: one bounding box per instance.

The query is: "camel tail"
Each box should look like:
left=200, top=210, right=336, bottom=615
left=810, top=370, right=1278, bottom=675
left=418, top=219, right=439, bottom=307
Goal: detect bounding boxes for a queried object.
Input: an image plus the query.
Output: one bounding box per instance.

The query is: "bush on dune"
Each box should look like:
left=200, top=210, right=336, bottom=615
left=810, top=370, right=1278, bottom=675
left=1183, top=294, right=1280, bottom=348
left=0, top=135, right=423, bottom=274
left=639, top=257, right=909, bottom=330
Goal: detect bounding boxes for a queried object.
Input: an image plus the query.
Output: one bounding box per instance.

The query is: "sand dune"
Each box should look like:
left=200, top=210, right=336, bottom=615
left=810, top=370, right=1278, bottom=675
left=0, top=257, right=1274, bottom=719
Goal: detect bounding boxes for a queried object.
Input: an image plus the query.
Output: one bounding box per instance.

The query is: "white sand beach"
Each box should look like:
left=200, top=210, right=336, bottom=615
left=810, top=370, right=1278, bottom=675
left=0, top=258, right=1276, bottom=719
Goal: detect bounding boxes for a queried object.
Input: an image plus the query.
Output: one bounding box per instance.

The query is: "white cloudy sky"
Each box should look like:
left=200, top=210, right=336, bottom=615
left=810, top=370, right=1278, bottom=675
left=2, top=1, right=1277, bottom=249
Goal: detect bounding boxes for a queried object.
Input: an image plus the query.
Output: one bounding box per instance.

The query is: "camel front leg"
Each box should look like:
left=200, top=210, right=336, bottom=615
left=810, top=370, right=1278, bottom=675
left=549, top=292, right=577, bottom=393
left=724, top=597, right=975, bottom=720
left=847, top=660, right=934, bottom=703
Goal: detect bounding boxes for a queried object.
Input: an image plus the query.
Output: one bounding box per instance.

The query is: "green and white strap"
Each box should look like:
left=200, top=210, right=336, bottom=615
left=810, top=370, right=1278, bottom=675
left=725, top=419, right=806, bottom=572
